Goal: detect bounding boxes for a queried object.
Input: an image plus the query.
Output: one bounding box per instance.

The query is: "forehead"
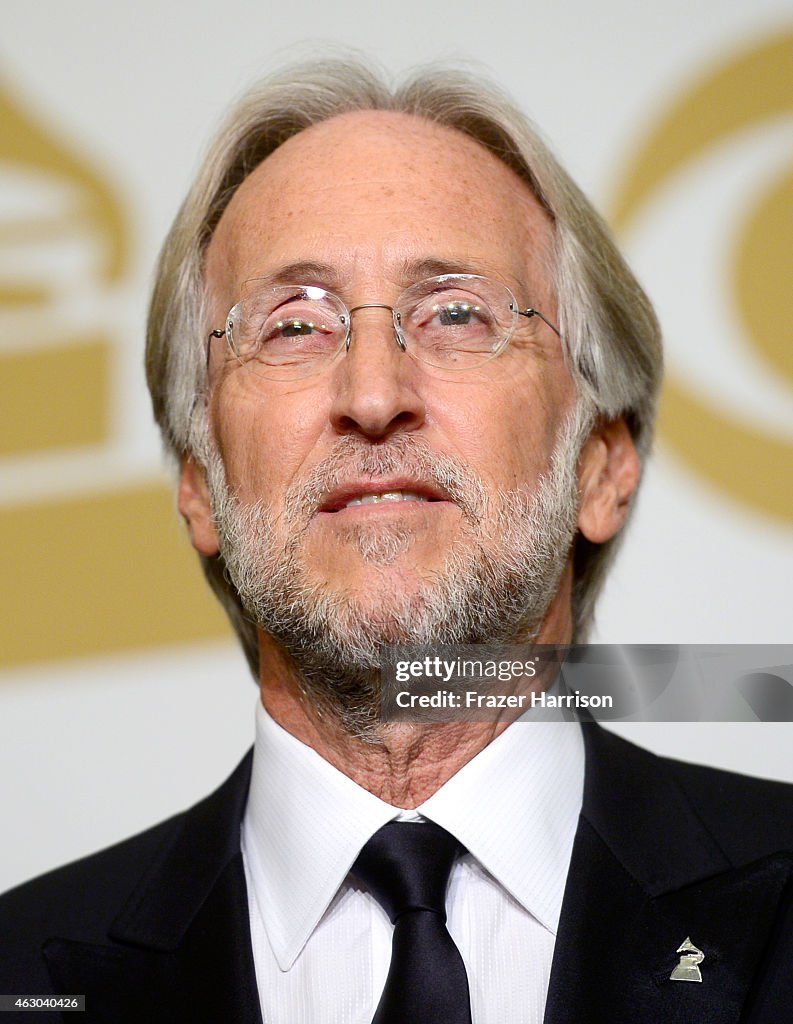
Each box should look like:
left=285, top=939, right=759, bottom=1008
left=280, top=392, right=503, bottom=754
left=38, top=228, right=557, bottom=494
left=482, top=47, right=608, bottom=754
left=205, top=110, right=554, bottom=298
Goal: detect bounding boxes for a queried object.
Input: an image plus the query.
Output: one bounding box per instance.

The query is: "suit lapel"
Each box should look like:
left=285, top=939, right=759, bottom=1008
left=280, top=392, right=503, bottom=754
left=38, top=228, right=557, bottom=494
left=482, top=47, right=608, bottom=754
left=544, top=724, right=793, bottom=1024
left=43, top=753, right=262, bottom=1024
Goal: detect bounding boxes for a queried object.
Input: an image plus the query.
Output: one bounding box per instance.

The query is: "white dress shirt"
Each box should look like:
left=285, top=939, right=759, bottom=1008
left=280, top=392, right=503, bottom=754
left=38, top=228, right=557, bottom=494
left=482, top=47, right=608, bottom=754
left=242, top=700, right=584, bottom=1024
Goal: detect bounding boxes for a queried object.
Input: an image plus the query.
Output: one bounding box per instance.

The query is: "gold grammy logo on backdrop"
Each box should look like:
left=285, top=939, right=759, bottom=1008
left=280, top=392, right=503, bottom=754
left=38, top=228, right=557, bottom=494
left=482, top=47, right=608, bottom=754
left=610, top=31, right=793, bottom=523
left=0, top=81, right=227, bottom=669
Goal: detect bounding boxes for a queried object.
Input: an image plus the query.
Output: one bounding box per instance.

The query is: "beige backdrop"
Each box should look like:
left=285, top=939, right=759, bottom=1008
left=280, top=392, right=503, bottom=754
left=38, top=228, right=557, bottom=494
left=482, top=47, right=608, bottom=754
left=1, top=1, right=791, bottom=892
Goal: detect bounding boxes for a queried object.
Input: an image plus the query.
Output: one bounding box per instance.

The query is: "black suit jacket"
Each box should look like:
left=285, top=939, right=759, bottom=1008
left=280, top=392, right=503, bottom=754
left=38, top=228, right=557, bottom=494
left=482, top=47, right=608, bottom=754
left=1, top=723, right=793, bottom=1023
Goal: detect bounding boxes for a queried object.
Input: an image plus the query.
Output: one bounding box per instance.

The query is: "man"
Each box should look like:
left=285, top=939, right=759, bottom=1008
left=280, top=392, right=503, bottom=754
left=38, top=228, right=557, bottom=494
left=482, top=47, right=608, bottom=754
left=1, top=59, right=792, bottom=1023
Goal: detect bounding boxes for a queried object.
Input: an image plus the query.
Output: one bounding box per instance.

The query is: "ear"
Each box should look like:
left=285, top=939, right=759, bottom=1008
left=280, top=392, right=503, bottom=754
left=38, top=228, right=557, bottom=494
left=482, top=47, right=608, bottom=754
left=178, top=456, right=220, bottom=557
left=576, top=418, right=640, bottom=544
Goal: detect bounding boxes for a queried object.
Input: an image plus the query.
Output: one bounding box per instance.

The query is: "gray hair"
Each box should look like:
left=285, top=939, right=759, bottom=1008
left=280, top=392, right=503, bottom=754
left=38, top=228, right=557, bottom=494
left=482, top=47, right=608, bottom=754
left=145, top=59, right=662, bottom=675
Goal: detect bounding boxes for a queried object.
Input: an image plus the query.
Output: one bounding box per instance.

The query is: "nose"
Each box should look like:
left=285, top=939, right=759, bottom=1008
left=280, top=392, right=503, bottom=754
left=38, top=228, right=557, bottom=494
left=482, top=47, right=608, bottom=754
left=328, top=305, right=426, bottom=440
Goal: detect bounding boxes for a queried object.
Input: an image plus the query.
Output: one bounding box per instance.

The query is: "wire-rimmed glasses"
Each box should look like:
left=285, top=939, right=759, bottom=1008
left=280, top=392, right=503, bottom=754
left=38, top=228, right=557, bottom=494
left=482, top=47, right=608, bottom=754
left=207, top=273, right=561, bottom=382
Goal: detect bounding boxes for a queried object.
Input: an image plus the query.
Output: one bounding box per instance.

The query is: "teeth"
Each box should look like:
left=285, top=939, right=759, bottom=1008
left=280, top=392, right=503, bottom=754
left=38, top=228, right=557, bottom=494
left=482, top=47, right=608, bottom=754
left=343, top=490, right=430, bottom=508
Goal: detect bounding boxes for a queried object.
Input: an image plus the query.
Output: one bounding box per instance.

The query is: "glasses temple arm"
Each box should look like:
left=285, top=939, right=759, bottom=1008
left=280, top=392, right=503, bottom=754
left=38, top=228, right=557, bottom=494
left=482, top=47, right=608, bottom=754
left=206, top=328, right=226, bottom=371
left=518, top=308, right=561, bottom=338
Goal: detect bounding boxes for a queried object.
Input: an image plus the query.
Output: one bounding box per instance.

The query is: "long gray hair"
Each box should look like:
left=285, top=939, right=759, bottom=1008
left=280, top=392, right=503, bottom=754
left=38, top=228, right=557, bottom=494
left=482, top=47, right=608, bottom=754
left=145, top=59, right=662, bottom=675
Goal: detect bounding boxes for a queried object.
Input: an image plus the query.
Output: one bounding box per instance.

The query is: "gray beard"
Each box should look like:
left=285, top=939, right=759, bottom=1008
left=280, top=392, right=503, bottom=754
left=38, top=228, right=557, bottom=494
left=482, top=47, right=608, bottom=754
left=207, top=412, right=588, bottom=739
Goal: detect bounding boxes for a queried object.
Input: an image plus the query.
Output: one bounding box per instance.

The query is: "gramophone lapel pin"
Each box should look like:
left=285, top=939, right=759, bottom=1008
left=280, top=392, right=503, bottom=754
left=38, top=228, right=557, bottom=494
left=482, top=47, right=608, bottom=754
left=669, top=937, right=705, bottom=982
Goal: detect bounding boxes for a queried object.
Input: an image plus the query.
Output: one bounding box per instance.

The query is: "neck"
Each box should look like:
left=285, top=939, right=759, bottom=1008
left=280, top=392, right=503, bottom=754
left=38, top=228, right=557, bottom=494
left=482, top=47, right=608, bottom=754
left=258, top=583, right=574, bottom=808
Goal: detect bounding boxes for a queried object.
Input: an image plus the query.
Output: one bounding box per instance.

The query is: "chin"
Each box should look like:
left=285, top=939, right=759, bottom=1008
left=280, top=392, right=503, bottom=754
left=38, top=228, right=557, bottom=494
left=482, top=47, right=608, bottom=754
left=310, top=525, right=448, bottom=573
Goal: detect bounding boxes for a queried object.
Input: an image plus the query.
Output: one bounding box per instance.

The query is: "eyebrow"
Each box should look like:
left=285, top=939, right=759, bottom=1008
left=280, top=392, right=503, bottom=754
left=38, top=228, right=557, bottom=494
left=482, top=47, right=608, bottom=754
left=397, top=255, right=506, bottom=282
left=245, top=255, right=525, bottom=295
left=250, top=260, right=343, bottom=289
left=399, top=256, right=531, bottom=301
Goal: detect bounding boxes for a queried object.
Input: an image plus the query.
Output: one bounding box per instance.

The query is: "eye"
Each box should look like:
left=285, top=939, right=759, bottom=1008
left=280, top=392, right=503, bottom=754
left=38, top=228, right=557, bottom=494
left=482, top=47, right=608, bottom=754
left=275, top=317, right=328, bottom=337
left=257, top=295, right=340, bottom=347
left=232, top=292, right=344, bottom=363
left=433, top=300, right=481, bottom=326
left=413, top=291, right=496, bottom=336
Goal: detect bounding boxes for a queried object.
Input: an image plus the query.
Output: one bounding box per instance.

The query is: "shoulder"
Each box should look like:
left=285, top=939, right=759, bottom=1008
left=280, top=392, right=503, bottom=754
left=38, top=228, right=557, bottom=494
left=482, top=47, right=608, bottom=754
left=661, top=746, right=793, bottom=860
left=0, top=812, right=183, bottom=997
left=0, top=750, right=252, bottom=988
left=591, top=724, right=793, bottom=860
left=0, top=811, right=182, bottom=980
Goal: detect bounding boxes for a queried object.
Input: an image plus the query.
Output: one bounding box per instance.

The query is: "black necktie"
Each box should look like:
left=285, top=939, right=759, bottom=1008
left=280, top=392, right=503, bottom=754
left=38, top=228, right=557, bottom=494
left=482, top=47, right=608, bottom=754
left=352, top=820, right=473, bottom=1024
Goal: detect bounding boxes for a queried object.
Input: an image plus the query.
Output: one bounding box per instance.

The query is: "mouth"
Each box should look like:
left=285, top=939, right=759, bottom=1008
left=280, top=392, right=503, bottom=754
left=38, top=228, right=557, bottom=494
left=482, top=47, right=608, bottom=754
left=318, top=479, right=452, bottom=514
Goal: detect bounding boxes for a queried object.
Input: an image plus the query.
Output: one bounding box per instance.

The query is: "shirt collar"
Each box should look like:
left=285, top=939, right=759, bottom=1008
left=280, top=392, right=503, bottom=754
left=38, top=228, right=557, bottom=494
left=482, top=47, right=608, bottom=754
left=417, top=710, right=584, bottom=935
left=242, top=699, right=584, bottom=969
left=242, top=700, right=398, bottom=970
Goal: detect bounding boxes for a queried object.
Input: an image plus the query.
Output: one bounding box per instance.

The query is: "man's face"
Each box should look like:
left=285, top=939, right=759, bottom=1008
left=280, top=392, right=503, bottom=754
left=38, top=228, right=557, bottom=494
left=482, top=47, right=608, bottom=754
left=184, top=111, right=607, bottom=700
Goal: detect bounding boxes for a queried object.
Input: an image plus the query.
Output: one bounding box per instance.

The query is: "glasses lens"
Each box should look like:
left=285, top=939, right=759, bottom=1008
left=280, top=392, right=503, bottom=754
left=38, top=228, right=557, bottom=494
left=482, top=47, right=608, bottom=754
left=228, top=284, right=348, bottom=380
left=397, top=275, right=516, bottom=370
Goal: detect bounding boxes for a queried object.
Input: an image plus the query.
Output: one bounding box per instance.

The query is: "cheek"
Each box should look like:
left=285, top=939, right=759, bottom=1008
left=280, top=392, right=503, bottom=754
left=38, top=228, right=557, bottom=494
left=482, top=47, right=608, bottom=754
left=211, top=385, right=330, bottom=502
left=436, top=368, right=575, bottom=490
left=508, top=361, right=578, bottom=466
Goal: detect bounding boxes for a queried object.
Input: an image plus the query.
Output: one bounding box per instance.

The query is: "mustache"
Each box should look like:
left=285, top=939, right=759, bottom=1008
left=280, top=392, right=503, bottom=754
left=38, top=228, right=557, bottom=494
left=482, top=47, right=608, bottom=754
left=282, top=434, right=488, bottom=525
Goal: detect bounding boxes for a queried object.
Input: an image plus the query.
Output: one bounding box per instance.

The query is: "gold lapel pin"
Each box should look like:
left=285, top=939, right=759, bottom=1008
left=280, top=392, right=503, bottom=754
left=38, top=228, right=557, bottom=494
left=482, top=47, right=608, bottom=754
left=670, top=937, right=705, bottom=982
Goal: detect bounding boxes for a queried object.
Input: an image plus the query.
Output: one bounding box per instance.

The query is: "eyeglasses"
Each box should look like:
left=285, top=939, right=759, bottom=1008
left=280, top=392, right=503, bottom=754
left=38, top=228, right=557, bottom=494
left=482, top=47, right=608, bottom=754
left=207, top=273, right=561, bottom=382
